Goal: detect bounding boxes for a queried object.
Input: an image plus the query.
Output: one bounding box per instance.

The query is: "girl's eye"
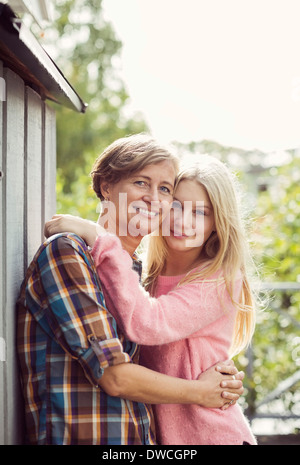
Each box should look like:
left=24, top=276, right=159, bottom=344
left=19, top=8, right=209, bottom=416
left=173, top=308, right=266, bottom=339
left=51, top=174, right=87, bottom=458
left=195, top=210, right=205, bottom=216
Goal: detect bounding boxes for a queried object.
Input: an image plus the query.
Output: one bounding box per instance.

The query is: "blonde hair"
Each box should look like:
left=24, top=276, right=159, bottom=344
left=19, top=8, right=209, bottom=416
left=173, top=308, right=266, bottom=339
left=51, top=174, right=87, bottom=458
left=144, top=154, right=258, bottom=356
left=91, top=133, right=179, bottom=200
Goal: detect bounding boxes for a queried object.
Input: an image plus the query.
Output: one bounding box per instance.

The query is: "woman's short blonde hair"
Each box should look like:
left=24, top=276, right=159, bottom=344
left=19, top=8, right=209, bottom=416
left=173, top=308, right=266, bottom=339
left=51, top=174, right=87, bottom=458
left=91, top=134, right=179, bottom=200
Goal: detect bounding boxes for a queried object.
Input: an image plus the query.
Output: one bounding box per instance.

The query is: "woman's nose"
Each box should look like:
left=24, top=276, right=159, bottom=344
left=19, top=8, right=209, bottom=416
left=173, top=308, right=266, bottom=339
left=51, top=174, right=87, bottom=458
left=143, top=187, right=160, bottom=202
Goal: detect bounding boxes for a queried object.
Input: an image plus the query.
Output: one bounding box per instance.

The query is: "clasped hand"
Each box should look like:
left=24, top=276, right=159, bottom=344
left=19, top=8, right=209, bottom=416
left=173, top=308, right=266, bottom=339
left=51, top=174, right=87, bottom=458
left=198, top=360, right=244, bottom=410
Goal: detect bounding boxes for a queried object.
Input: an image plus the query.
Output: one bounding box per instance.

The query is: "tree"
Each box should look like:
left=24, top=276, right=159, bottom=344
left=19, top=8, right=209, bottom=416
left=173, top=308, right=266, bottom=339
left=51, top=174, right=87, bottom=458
left=42, top=0, right=148, bottom=219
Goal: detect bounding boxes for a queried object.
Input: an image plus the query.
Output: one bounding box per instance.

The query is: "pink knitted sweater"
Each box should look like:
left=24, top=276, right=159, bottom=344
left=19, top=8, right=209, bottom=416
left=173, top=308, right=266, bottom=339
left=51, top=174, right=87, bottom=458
left=91, top=234, right=256, bottom=445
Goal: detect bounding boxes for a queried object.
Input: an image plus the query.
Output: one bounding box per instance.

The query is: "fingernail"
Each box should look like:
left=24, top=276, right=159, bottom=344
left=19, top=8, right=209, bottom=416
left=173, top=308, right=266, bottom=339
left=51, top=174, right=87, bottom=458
left=221, top=381, right=227, bottom=387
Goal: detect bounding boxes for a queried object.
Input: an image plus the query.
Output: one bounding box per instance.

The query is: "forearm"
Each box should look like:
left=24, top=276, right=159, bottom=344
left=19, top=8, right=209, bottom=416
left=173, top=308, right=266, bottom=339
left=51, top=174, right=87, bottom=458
left=99, top=362, right=205, bottom=405
left=99, top=360, right=244, bottom=408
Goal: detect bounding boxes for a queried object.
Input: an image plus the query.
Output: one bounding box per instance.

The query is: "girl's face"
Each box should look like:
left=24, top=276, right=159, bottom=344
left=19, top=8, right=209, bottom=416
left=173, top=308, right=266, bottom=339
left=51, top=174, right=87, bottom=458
left=163, top=179, right=216, bottom=253
left=100, top=160, right=176, bottom=237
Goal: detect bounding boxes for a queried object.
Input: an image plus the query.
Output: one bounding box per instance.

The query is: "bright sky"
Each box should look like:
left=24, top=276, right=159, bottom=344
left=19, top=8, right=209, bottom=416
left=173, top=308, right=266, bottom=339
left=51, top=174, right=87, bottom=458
left=102, top=0, right=300, bottom=152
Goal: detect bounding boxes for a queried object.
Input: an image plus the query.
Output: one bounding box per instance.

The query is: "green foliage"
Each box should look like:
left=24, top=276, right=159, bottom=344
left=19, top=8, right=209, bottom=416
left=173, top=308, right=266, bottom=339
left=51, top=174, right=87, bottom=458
left=44, top=0, right=148, bottom=218
left=253, top=157, right=300, bottom=282
left=235, top=154, right=300, bottom=421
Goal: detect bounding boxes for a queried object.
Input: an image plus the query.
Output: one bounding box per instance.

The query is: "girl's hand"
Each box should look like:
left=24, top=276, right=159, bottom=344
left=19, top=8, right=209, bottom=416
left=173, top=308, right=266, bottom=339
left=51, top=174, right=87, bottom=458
left=196, top=359, right=244, bottom=410
left=215, top=359, right=245, bottom=410
left=44, top=214, right=103, bottom=247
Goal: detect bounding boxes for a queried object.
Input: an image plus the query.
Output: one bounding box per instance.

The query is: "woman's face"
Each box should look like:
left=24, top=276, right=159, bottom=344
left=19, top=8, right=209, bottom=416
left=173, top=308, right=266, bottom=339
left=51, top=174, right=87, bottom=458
left=99, top=160, right=176, bottom=237
left=163, top=178, right=216, bottom=252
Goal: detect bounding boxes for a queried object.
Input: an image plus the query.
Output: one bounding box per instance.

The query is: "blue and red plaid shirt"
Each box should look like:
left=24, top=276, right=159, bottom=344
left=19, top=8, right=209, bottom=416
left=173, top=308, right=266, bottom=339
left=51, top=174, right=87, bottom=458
left=17, top=233, right=155, bottom=445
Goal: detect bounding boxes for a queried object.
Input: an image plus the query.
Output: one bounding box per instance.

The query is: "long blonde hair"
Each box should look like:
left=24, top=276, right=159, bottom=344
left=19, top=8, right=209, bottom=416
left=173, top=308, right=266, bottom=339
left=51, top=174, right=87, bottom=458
left=143, top=154, right=258, bottom=356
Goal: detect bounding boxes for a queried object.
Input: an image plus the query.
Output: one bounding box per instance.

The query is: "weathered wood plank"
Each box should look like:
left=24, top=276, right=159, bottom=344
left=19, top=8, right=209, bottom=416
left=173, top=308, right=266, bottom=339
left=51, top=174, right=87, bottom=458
left=25, top=86, right=43, bottom=266
left=0, top=65, right=57, bottom=446
left=0, top=59, right=5, bottom=445
left=3, top=67, right=25, bottom=445
left=42, top=102, right=56, bottom=226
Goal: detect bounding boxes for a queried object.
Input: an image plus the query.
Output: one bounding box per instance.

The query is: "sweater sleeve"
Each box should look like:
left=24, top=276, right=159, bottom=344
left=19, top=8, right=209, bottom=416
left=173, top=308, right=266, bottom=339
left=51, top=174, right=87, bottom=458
left=91, top=234, right=241, bottom=346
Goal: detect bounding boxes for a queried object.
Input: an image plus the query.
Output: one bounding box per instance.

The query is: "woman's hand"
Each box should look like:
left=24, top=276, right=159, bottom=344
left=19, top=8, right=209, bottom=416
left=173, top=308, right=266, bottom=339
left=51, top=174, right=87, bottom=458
left=44, top=214, right=103, bottom=247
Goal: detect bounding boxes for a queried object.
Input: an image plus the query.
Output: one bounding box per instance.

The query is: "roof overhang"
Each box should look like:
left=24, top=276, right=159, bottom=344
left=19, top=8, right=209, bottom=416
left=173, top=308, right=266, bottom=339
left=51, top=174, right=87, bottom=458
left=7, top=0, right=52, bottom=26
left=0, top=3, right=87, bottom=113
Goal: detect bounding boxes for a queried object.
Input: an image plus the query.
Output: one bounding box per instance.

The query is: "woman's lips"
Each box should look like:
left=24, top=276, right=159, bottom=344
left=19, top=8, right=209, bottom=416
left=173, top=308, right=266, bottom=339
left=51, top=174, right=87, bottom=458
left=133, top=206, right=159, bottom=218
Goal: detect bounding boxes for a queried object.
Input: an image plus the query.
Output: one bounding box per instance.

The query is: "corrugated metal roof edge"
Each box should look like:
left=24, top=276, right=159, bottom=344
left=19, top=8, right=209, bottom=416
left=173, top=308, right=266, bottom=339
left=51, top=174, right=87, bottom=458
left=0, top=3, right=87, bottom=113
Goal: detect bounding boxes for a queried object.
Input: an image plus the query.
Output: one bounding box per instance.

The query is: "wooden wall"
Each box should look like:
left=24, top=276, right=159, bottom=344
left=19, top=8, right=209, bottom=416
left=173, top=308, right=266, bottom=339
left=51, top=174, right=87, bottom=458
left=0, top=61, right=56, bottom=444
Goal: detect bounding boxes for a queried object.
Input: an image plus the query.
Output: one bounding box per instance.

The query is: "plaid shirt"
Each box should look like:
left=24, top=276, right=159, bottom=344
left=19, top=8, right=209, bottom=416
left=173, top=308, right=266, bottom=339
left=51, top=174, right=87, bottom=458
left=17, top=233, right=155, bottom=445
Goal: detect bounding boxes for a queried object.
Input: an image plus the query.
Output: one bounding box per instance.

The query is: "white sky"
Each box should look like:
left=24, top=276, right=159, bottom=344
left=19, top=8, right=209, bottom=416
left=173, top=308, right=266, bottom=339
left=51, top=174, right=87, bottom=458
left=102, top=0, right=300, bottom=152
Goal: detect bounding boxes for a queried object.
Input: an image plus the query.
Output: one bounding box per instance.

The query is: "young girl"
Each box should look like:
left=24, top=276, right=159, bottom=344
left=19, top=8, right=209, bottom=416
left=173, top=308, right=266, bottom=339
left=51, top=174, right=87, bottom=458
left=46, top=155, right=257, bottom=445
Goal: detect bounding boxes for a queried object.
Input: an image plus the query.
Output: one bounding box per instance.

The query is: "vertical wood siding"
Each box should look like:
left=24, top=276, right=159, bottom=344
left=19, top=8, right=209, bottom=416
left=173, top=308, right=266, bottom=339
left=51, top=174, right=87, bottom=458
left=0, top=61, right=56, bottom=444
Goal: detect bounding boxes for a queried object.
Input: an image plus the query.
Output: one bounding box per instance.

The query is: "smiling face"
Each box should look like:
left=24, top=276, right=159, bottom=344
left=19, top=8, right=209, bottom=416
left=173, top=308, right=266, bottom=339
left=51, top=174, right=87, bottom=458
left=163, top=178, right=215, bottom=253
left=100, top=160, right=176, bottom=238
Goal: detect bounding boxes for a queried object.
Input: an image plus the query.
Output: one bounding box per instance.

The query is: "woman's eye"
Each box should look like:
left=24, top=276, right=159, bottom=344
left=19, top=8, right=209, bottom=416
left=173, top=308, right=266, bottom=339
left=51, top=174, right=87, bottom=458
left=160, top=186, right=171, bottom=194
left=134, top=180, right=147, bottom=187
